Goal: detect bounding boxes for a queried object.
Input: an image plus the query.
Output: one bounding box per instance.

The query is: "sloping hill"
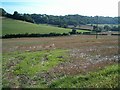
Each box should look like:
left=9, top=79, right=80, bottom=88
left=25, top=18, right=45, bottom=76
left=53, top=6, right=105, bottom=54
left=2, top=17, right=72, bottom=35
left=2, top=17, right=91, bottom=36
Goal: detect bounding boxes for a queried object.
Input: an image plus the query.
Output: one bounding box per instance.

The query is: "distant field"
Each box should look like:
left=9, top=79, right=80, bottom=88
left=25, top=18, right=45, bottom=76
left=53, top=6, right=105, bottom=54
left=2, top=18, right=90, bottom=35
left=87, top=24, right=118, bottom=27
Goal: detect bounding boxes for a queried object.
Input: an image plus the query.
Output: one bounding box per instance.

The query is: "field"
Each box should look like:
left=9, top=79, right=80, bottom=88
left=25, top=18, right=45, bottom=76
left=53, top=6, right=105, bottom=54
left=2, top=18, right=90, bottom=36
left=2, top=35, right=119, bottom=88
left=87, top=24, right=118, bottom=27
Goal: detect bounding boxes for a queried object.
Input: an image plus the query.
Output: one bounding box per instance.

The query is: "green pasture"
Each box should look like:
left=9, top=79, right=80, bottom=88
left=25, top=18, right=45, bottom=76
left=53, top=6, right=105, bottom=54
left=2, top=18, right=90, bottom=35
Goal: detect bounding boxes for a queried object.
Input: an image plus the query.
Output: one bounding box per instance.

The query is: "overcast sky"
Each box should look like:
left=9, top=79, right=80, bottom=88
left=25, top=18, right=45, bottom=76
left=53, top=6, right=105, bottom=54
left=1, top=0, right=119, bottom=17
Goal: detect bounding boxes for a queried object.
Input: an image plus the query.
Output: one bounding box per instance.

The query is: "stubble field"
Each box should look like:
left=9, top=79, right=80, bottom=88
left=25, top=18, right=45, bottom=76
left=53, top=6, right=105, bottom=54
left=2, top=35, right=119, bottom=88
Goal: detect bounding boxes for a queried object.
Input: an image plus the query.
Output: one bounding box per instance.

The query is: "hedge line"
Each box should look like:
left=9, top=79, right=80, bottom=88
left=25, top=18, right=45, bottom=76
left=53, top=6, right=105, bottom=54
left=1, top=32, right=120, bottom=38
left=2, top=33, right=70, bottom=38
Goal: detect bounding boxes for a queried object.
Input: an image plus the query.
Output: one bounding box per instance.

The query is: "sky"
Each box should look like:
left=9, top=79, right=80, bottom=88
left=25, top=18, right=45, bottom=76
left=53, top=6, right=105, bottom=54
left=0, top=0, right=119, bottom=17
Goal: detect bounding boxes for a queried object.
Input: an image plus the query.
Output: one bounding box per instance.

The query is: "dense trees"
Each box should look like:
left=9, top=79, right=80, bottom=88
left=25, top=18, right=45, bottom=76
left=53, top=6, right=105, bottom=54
left=30, top=14, right=119, bottom=26
left=0, top=8, right=7, bottom=16
left=104, top=25, right=111, bottom=31
left=1, top=8, right=34, bottom=23
left=13, top=11, right=19, bottom=19
left=11, top=11, right=34, bottom=23
left=1, top=8, right=119, bottom=27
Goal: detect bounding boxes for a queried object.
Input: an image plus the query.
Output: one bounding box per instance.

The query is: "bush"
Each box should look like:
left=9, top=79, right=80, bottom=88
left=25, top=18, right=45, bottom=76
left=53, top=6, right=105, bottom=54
left=2, top=33, right=70, bottom=38
left=82, top=32, right=91, bottom=35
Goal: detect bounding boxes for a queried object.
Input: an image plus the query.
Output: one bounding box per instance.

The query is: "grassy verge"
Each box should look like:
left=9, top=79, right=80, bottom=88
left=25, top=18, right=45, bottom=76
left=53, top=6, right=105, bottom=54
left=49, top=64, right=119, bottom=88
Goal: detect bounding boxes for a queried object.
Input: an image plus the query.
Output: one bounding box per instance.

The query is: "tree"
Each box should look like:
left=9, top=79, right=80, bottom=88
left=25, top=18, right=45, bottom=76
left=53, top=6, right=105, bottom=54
left=23, top=14, right=34, bottom=23
left=111, top=26, right=118, bottom=31
left=13, top=11, right=20, bottom=19
left=104, top=25, right=111, bottom=31
left=93, top=25, right=98, bottom=31
left=0, top=8, right=7, bottom=16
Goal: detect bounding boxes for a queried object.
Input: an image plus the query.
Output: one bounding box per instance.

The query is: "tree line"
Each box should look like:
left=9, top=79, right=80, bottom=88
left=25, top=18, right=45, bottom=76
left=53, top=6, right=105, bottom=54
left=1, top=8, right=119, bottom=28
left=1, top=8, right=34, bottom=23
left=2, top=32, right=112, bottom=39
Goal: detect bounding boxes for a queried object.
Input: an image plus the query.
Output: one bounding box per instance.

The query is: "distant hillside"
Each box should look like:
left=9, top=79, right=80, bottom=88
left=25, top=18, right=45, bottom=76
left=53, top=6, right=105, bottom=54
left=2, top=17, right=91, bottom=36
left=1, top=8, right=119, bottom=29
left=2, top=17, right=71, bottom=35
left=31, top=14, right=118, bottom=26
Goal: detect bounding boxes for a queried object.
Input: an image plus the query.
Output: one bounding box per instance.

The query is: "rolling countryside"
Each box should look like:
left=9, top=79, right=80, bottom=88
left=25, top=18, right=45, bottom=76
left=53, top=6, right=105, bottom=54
left=1, top=1, right=119, bottom=88
left=2, top=17, right=90, bottom=36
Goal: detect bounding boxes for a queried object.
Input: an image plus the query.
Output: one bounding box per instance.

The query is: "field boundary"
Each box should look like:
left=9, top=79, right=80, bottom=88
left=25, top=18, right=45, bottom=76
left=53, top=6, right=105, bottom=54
left=1, top=33, right=120, bottom=39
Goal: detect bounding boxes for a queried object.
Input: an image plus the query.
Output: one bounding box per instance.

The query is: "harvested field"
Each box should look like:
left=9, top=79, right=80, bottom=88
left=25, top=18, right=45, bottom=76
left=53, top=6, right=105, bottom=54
left=2, top=35, right=119, bottom=88
left=2, top=35, right=118, bottom=52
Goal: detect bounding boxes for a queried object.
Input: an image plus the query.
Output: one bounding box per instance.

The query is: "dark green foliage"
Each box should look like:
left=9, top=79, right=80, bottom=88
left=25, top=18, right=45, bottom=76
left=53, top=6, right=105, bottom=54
left=1, top=8, right=119, bottom=27
left=104, top=25, right=111, bottom=31
left=1, top=8, right=34, bottom=23
left=82, top=32, right=91, bottom=35
left=2, top=33, right=70, bottom=38
left=111, top=26, right=119, bottom=31
left=31, top=14, right=119, bottom=26
left=93, top=25, right=101, bottom=32
left=13, top=11, right=20, bottom=19
left=5, top=13, right=13, bottom=18
left=22, top=14, right=34, bottom=23
left=0, top=8, right=7, bottom=16
left=69, top=29, right=77, bottom=34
